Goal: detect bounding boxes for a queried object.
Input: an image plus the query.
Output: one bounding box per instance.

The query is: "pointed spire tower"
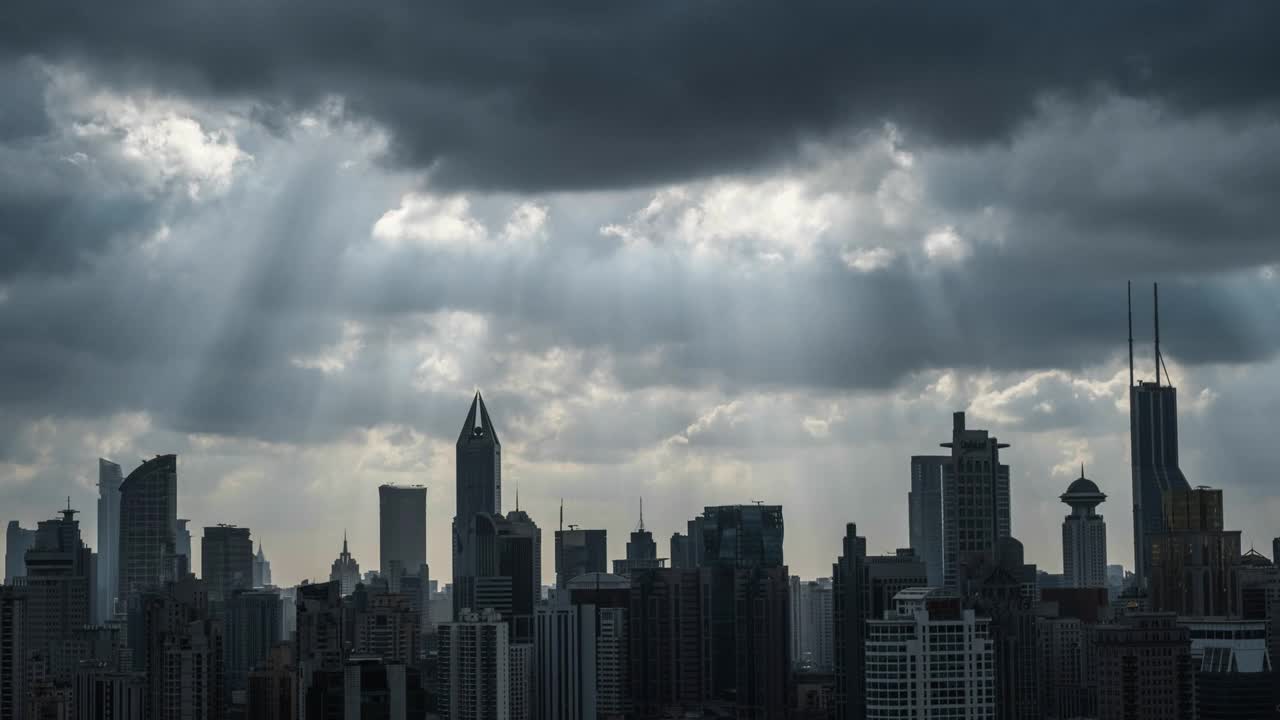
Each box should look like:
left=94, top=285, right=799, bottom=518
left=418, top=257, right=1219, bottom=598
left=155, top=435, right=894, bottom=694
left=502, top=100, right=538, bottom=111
left=453, top=391, right=503, bottom=620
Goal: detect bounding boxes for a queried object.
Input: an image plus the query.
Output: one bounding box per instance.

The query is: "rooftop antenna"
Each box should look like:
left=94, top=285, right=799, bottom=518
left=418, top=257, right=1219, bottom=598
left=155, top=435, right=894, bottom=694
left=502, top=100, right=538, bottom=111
left=515, top=479, right=520, bottom=513
left=1154, top=282, right=1161, bottom=387
left=638, top=498, right=645, bottom=532
left=1127, top=281, right=1134, bottom=388
left=559, top=498, right=564, bottom=532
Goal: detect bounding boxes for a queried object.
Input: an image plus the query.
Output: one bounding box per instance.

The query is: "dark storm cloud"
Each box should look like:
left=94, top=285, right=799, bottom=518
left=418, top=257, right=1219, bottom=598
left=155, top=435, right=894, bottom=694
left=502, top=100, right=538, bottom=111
left=3, top=2, right=1279, bottom=190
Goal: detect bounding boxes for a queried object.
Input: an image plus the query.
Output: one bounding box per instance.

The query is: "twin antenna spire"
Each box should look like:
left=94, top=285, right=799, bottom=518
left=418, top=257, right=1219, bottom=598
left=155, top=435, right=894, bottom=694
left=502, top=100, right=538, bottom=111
left=1128, top=281, right=1171, bottom=388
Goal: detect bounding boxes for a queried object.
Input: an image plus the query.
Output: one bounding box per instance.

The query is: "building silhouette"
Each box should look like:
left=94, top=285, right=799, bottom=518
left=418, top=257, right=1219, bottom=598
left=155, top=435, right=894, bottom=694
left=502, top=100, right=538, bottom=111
left=1183, top=617, right=1275, bottom=720
left=23, top=503, right=94, bottom=683
left=96, top=458, right=124, bottom=622
left=379, top=484, right=427, bottom=592
left=789, top=577, right=833, bottom=671
left=908, top=455, right=947, bottom=587
left=117, top=455, right=178, bottom=611
left=627, top=568, right=709, bottom=717
left=453, top=392, right=502, bottom=621
left=938, top=412, right=1011, bottom=589
left=612, top=502, right=659, bottom=577
left=329, top=532, right=361, bottom=597
left=4, top=521, right=35, bottom=586
left=225, top=588, right=282, bottom=706
left=1128, top=283, right=1193, bottom=589
left=1095, top=613, right=1194, bottom=720
left=554, top=528, right=607, bottom=589
left=864, top=588, right=994, bottom=719
left=1060, top=469, right=1108, bottom=588
left=349, top=584, right=420, bottom=664
left=202, top=524, right=254, bottom=603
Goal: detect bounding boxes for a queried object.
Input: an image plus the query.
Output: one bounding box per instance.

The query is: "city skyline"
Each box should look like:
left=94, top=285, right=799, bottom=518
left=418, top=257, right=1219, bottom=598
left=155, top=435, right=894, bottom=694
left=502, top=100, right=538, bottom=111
left=4, top=4, right=1280, bottom=595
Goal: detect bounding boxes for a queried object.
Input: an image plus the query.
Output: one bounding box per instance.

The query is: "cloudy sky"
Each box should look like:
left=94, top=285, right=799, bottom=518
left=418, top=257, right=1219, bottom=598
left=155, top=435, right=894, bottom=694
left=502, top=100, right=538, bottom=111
left=3, top=3, right=1280, bottom=586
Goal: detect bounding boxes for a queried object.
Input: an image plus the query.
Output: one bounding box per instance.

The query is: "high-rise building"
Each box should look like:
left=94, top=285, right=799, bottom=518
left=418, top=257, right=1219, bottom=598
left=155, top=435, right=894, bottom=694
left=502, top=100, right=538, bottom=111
left=175, top=518, right=192, bottom=575
left=963, top=538, right=1039, bottom=720
left=117, top=454, right=178, bottom=610
left=438, top=609, right=510, bottom=720
left=628, top=568, right=709, bottom=717
left=5, top=521, right=36, bottom=584
left=696, top=504, right=789, bottom=719
left=341, top=657, right=426, bottom=720
left=1060, top=470, right=1108, bottom=588
left=1095, top=613, right=1194, bottom=720
left=509, top=642, right=532, bottom=720
left=832, top=526, right=928, bottom=720
left=329, top=532, right=361, bottom=597
left=252, top=543, right=272, bottom=588
left=864, top=588, right=995, bottom=720
left=202, top=524, right=254, bottom=603
left=453, top=392, right=502, bottom=621
left=97, top=458, right=124, bottom=621
left=1148, top=486, right=1241, bottom=616
left=296, top=581, right=345, bottom=720
left=668, top=533, right=690, bottom=569
left=1037, top=610, right=1098, bottom=720
left=938, top=412, right=1011, bottom=588
left=533, top=572, right=631, bottom=720
left=24, top=504, right=94, bottom=682
left=554, top=528, right=607, bottom=589
left=0, top=586, right=27, bottom=720
left=226, top=589, right=283, bottom=702
left=135, top=575, right=226, bottom=720
left=908, top=455, right=947, bottom=587
left=379, top=484, right=427, bottom=592
left=1128, top=283, right=1193, bottom=589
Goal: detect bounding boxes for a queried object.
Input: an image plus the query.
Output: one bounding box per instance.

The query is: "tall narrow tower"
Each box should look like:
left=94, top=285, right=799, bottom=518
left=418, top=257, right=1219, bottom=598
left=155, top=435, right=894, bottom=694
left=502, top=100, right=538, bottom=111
left=1129, top=283, right=1191, bottom=589
left=1060, top=468, right=1107, bottom=588
left=96, top=458, right=123, bottom=622
left=452, top=392, right=502, bottom=620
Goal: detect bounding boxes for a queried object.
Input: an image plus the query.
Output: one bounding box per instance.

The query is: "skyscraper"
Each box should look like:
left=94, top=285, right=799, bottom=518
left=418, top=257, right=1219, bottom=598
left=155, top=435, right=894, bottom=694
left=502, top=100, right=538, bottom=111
left=939, top=412, right=1011, bottom=589
left=1128, top=283, right=1192, bottom=589
left=225, top=588, right=283, bottom=703
left=612, top=502, right=659, bottom=577
left=628, top=568, right=710, bottom=716
left=908, top=455, right=947, bottom=587
left=4, top=521, right=35, bottom=585
left=330, top=532, right=361, bottom=596
left=379, top=484, right=427, bottom=592
left=24, top=503, right=94, bottom=682
left=1060, top=469, right=1108, bottom=588
left=117, top=454, right=178, bottom=610
left=202, top=524, right=254, bottom=603
left=97, top=458, right=123, bottom=621
left=554, top=528, right=607, bottom=589
left=453, top=392, right=502, bottom=620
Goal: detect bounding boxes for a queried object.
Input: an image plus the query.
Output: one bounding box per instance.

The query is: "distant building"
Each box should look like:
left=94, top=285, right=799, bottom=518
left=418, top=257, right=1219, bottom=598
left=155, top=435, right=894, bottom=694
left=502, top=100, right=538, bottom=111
left=1095, top=613, right=1194, bottom=720
left=668, top=533, right=690, bottom=570
left=96, top=458, right=124, bottom=621
left=1060, top=469, right=1108, bottom=588
left=963, top=538, right=1039, bottom=720
left=938, top=412, right=1011, bottom=589
left=534, top=572, right=631, bottom=720
left=73, top=664, right=145, bottom=720
left=908, top=455, right=947, bottom=586
left=509, top=642, right=532, bottom=720
left=175, top=518, right=192, bottom=576
left=627, top=568, right=709, bottom=717
left=342, top=657, right=426, bottom=720
left=296, top=581, right=344, bottom=720
left=253, top=543, right=272, bottom=588
left=202, top=524, right=254, bottom=603
left=136, top=575, right=226, bottom=720
left=349, top=585, right=420, bottom=664
left=555, top=528, right=608, bottom=589
left=438, top=609, right=510, bottom=720
left=329, top=532, right=362, bottom=597
left=247, top=642, right=296, bottom=720
left=789, top=577, right=833, bottom=671
left=117, top=455, right=178, bottom=609
left=4, top=521, right=35, bottom=585
left=612, top=505, right=660, bottom=577
left=1148, top=486, right=1242, bottom=616
left=379, top=484, right=427, bottom=592
left=864, top=587, right=994, bottom=720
